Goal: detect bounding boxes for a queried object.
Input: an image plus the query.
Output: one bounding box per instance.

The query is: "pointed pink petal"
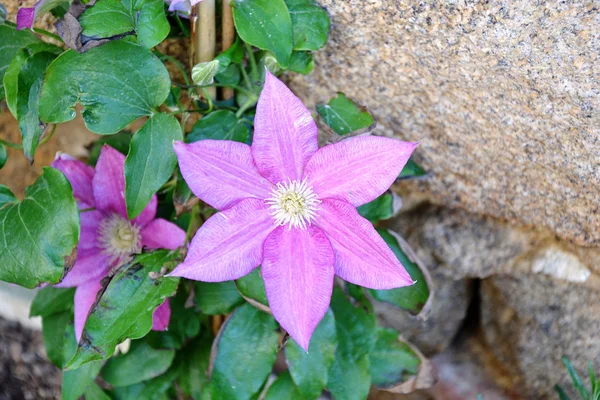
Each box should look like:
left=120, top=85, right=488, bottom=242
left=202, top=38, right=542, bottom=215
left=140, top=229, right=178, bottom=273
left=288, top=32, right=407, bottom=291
left=304, top=137, right=418, bottom=207
left=77, top=208, right=103, bottom=252
left=174, top=140, right=273, bottom=210
left=16, top=7, right=35, bottom=30
left=74, top=277, right=103, bottom=341
left=316, top=199, right=414, bottom=289
left=92, top=146, right=127, bottom=217
left=51, top=155, right=96, bottom=206
left=132, top=195, right=157, bottom=227
left=141, top=218, right=186, bottom=250
left=152, top=299, right=171, bottom=331
left=252, top=70, right=318, bottom=183
left=169, top=199, right=274, bottom=281
left=55, top=250, right=111, bottom=288
left=262, top=226, right=334, bottom=351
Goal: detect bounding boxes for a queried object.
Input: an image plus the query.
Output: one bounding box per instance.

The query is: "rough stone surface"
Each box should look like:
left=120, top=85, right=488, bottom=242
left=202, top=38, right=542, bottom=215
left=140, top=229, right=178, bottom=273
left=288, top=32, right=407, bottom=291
left=290, top=0, right=600, bottom=246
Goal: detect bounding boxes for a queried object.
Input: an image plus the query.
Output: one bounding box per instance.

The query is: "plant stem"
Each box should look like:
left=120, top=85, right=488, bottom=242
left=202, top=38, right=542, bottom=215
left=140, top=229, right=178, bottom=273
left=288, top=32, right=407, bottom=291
left=156, top=52, right=192, bottom=87
left=201, top=88, right=214, bottom=113
left=239, top=63, right=253, bottom=92
left=235, top=95, right=257, bottom=118
left=186, top=203, right=201, bottom=242
left=38, top=124, right=57, bottom=146
left=0, top=140, right=22, bottom=149
left=245, top=42, right=259, bottom=83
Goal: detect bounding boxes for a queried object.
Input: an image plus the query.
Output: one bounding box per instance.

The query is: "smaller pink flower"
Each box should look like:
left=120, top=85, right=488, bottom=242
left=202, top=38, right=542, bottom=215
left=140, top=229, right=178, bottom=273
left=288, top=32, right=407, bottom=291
left=52, top=146, right=186, bottom=341
left=165, top=0, right=202, bottom=15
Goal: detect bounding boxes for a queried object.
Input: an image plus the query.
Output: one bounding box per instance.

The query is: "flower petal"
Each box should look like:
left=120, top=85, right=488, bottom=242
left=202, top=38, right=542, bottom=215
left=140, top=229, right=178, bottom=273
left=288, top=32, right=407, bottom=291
left=316, top=199, right=414, bottom=289
left=141, top=218, right=186, bottom=250
left=78, top=208, right=103, bottom=252
left=262, top=226, right=334, bottom=351
left=51, top=154, right=96, bottom=206
left=92, top=145, right=127, bottom=217
left=252, top=70, right=318, bottom=183
left=169, top=199, right=274, bottom=281
left=16, top=7, right=35, bottom=30
left=304, top=136, right=418, bottom=207
left=152, top=299, right=171, bottom=331
left=55, top=250, right=111, bottom=288
left=132, top=195, right=157, bottom=227
left=174, top=140, right=272, bottom=210
left=74, top=277, right=103, bottom=341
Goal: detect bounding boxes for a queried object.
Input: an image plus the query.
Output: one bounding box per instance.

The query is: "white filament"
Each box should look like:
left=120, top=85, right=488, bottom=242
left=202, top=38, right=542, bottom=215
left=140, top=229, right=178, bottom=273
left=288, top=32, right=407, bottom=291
left=266, top=178, right=320, bottom=230
left=98, top=214, right=142, bottom=261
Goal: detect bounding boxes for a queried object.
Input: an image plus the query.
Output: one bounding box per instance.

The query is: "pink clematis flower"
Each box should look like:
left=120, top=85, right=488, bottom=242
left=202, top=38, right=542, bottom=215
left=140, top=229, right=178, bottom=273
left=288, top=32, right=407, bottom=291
left=165, top=0, right=202, bottom=14
left=171, top=71, right=418, bottom=351
left=52, top=146, right=186, bottom=341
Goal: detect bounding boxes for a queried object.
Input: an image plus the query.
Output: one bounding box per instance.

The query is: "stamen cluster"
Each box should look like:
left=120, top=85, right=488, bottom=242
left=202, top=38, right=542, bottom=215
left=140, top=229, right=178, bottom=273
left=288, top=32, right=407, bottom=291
left=98, top=214, right=142, bottom=260
left=266, top=179, right=320, bottom=229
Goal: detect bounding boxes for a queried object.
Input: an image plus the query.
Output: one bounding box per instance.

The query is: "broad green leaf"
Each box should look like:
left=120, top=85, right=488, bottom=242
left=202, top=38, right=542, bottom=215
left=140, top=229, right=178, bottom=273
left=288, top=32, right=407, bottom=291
left=42, top=311, right=72, bottom=367
left=177, top=331, right=212, bottom=399
left=186, top=110, right=249, bottom=143
left=30, top=286, right=75, bottom=317
left=317, top=93, right=375, bottom=135
left=102, top=340, right=175, bottom=387
left=62, top=322, right=103, bottom=400
left=84, top=383, right=112, bottom=400
left=369, top=229, right=430, bottom=315
left=0, top=143, right=6, bottom=170
left=286, top=309, right=337, bottom=400
left=111, top=366, right=178, bottom=400
left=0, top=25, right=39, bottom=99
left=232, top=0, right=293, bottom=68
left=39, top=40, right=170, bottom=134
left=288, top=51, right=314, bottom=74
left=285, top=0, right=329, bottom=51
left=195, top=281, right=244, bottom=315
left=265, top=371, right=303, bottom=400
left=327, top=353, right=370, bottom=400
left=215, top=37, right=244, bottom=73
left=88, top=132, right=132, bottom=166
left=398, top=157, right=427, bottom=179
left=210, top=303, right=279, bottom=400
left=0, top=185, right=17, bottom=206
left=66, top=250, right=180, bottom=369
left=79, top=0, right=169, bottom=48
left=0, top=168, right=79, bottom=288
left=215, top=63, right=242, bottom=86
left=235, top=268, right=269, bottom=309
left=192, top=60, right=220, bottom=86
left=124, top=112, right=182, bottom=219
left=357, top=191, right=398, bottom=223
left=369, top=328, right=419, bottom=388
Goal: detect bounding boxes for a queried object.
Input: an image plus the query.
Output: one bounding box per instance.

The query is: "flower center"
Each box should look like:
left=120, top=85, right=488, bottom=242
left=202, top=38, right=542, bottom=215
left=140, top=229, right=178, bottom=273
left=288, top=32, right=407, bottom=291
left=98, top=214, right=142, bottom=259
left=266, top=179, right=320, bottom=229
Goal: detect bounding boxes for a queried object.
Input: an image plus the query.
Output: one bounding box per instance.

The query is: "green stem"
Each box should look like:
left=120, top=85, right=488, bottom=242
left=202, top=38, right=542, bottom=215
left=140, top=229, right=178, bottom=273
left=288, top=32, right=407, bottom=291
left=235, top=95, right=258, bottom=118
left=0, top=140, right=22, bottom=149
left=245, top=42, right=259, bottom=82
left=38, top=124, right=57, bottom=147
left=186, top=204, right=200, bottom=242
left=239, top=64, right=254, bottom=93
left=4, top=21, right=63, bottom=42
left=156, top=52, right=192, bottom=87
left=200, top=88, right=214, bottom=113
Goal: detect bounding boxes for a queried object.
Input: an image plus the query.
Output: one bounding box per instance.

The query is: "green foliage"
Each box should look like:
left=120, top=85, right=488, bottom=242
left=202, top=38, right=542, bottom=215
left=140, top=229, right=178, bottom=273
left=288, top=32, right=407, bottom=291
left=235, top=267, right=269, bottom=308
left=192, top=60, right=221, bottom=86
left=30, top=286, right=75, bottom=317
left=187, top=110, right=250, bottom=143
left=357, top=191, right=397, bottom=222
left=0, top=143, right=6, bottom=170
left=176, top=331, right=213, bottom=399
left=285, top=0, right=329, bottom=51
left=317, top=93, right=376, bottom=135
left=398, top=157, right=427, bottom=179
left=194, top=281, right=244, bottom=315
left=288, top=51, right=314, bottom=74
left=265, top=372, right=303, bottom=400
left=555, top=356, right=600, bottom=400
left=369, top=328, right=419, bottom=388
left=0, top=25, right=39, bottom=99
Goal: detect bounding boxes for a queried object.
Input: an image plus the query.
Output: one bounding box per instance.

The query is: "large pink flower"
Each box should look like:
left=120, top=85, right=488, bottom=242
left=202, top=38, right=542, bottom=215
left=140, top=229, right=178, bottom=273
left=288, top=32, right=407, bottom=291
left=171, top=71, right=418, bottom=350
left=52, top=146, right=186, bottom=341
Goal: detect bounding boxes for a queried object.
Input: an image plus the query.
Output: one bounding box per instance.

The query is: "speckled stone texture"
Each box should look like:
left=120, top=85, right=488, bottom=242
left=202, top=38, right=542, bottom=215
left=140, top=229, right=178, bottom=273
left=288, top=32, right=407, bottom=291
left=289, top=0, right=600, bottom=246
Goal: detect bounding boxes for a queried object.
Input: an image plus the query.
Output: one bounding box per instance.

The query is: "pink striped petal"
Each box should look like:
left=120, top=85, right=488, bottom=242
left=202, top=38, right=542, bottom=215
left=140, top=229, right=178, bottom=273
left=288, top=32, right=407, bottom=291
left=174, top=140, right=272, bottom=210
left=92, top=146, right=127, bottom=218
left=316, top=199, right=414, bottom=290
left=74, top=277, right=103, bottom=341
left=51, top=155, right=96, bottom=206
left=78, top=208, right=103, bottom=252
left=169, top=199, right=275, bottom=281
left=252, top=70, right=318, bottom=183
left=304, top=137, right=418, bottom=207
left=55, top=250, right=111, bottom=288
left=141, top=218, right=186, bottom=250
left=132, top=195, right=157, bottom=227
left=152, top=299, right=171, bottom=331
left=16, top=7, right=35, bottom=30
left=262, top=226, right=334, bottom=351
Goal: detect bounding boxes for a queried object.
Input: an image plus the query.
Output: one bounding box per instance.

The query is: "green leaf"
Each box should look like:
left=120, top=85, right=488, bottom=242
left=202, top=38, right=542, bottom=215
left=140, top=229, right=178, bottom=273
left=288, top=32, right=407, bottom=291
left=215, top=63, right=242, bottom=86
left=369, top=229, right=430, bottom=315
left=555, top=385, right=570, bottom=400
left=235, top=268, right=269, bottom=309
left=84, top=383, right=112, bottom=400
left=369, top=328, right=419, bottom=388
left=232, top=0, right=293, bottom=68
left=288, top=51, right=314, bottom=74
left=286, top=309, right=337, bottom=400
left=42, top=311, right=73, bottom=368
left=177, top=331, right=212, bottom=399
left=124, top=112, right=182, bottom=219
left=0, top=168, right=79, bottom=288
left=562, top=356, right=591, bottom=400
left=111, top=366, right=178, bottom=400
left=0, top=25, right=39, bottom=99
left=102, top=340, right=176, bottom=387
left=215, top=37, right=244, bottom=72
left=66, top=250, right=180, bottom=369
left=0, top=185, right=17, bottom=206
left=62, top=323, right=103, bottom=400
left=88, top=132, right=132, bottom=166
left=317, top=93, right=375, bottom=136
left=285, top=0, right=329, bottom=51
left=357, top=191, right=398, bottom=223
left=39, top=40, right=170, bottom=134
left=79, top=0, right=169, bottom=48
left=210, top=303, right=279, bottom=400
left=186, top=110, right=249, bottom=143
left=398, top=157, right=427, bottom=179
left=0, top=143, right=6, bottom=170
left=265, top=371, right=303, bottom=400
left=30, top=286, right=75, bottom=317
left=192, top=60, right=220, bottom=86
left=195, top=281, right=244, bottom=315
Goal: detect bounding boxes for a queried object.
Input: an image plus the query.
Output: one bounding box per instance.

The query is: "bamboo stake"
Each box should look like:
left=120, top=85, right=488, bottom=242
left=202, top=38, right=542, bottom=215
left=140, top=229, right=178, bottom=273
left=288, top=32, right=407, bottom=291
left=221, top=0, right=235, bottom=100
left=194, top=0, right=216, bottom=99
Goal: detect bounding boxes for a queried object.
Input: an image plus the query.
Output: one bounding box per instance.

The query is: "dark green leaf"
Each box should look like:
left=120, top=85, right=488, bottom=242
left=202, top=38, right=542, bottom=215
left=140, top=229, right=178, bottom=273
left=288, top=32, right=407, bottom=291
left=235, top=268, right=269, bottom=309
left=111, top=366, right=178, bottom=400
left=102, top=340, right=175, bottom=387
left=215, top=63, right=242, bottom=86
left=397, top=157, right=427, bottom=179
left=369, top=229, right=430, bottom=315
left=186, top=110, right=249, bottom=143
left=0, top=168, right=79, bottom=288
left=41, top=311, right=72, bottom=367
left=232, top=0, right=293, bottom=68
left=357, top=191, right=398, bottom=223
left=0, top=185, right=17, bottom=206
left=555, top=385, right=570, bottom=400
left=285, top=0, right=329, bottom=51
left=177, top=331, right=212, bottom=399
left=0, top=143, right=6, bottom=170
left=88, top=132, right=132, bottom=166
left=286, top=309, right=337, bottom=400
left=66, top=250, right=180, bottom=369
left=136, top=0, right=170, bottom=48
left=30, top=286, right=75, bottom=317
left=328, top=353, right=370, bottom=400
left=266, top=371, right=303, bottom=400
left=288, top=51, right=314, bottom=74
left=39, top=40, right=170, bottom=134
left=195, top=280, right=244, bottom=315
left=215, top=37, right=244, bottom=72
left=210, top=303, right=279, bottom=400
left=62, top=322, right=103, bottom=400
left=165, top=86, right=181, bottom=111
left=0, top=25, right=39, bottom=99
left=562, top=356, right=591, bottom=400
left=369, top=328, right=419, bottom=388
left=84, top=382, right=112, bottom=400
left=316, top=93, right=375, bottom=136
left=124, top=112, right=182, bottom=219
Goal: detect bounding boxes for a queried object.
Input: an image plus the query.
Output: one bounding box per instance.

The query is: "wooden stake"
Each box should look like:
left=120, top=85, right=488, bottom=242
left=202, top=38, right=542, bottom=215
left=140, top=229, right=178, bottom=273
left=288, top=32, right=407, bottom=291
left=221, top=0, right=235, bottom=100
left=194, top=0, right=216, bottom=99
